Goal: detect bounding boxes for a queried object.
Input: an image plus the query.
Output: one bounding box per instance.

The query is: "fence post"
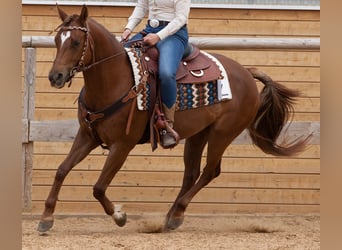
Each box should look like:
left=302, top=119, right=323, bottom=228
left=22, top=47, right=36, bottom=211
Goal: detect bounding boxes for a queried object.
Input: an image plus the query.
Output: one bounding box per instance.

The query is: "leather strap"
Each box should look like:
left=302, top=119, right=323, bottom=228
left=78, top=85, right=142, bottom=149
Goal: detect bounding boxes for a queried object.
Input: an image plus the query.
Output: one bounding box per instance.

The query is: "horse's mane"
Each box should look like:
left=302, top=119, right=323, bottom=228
left=87, top=17, right=119, bottom=43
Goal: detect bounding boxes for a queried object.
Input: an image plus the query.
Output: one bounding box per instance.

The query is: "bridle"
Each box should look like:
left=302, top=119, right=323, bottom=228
left=55, top=21, right=127, bottom=87
left=59, top=25, right=90, bottom=86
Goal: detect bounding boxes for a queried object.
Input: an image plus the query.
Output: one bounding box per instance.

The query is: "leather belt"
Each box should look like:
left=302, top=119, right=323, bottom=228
left=148, top=19, right=169, bottom=28
left=147, top=19, right=187, bottom=29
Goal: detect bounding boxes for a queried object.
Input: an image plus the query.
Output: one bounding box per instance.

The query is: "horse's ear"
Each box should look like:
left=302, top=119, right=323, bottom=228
left=79, top=4, right=88, bottom=24
left=56, top=4, right=68, bottom=21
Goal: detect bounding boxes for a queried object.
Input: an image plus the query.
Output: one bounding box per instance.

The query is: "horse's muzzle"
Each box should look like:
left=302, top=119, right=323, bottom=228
left=48, top=71, right=68, bottom=89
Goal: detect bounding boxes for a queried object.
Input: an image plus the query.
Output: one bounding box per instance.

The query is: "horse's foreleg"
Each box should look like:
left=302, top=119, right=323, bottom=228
left=38, top=128, right=98, bottom=233
left=165, top=131, right=208, bottom=229
left=92, top=144, right=131, bottom=227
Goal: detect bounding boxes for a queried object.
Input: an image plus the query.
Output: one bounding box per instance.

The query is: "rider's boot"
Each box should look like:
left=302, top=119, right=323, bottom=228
left=160, top=103, right=180, bottom=149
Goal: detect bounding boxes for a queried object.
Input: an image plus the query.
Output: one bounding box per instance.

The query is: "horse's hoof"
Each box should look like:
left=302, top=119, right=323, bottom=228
left=112, top=212, right=127, bottom=227
left=112, top=204, right=127, bottom=227
left=37, top=219, right=54, bottom=233
left=164, top=216, right=184, bottom=230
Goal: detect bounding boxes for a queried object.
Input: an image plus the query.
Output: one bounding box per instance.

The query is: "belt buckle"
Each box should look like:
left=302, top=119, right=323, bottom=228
left=149, top=19, right=159, bottom=28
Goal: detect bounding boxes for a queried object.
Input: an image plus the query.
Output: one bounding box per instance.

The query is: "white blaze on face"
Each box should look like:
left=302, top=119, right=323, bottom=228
left=60, top=31, right=71, bottom=48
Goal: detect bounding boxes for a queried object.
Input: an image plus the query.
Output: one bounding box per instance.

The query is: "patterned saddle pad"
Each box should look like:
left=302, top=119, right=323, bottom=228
left=125, top=47, right=232, bottom=111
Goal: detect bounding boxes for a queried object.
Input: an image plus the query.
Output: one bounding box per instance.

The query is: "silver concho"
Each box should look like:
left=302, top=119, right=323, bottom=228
left=149, top=19, right=160, bottom=28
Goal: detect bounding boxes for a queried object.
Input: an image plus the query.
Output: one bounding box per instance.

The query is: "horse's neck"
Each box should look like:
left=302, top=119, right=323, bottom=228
left=82, top=22, right=133, bottom=109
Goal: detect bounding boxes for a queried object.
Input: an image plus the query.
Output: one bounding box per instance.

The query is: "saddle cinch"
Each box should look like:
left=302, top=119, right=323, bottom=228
left=140, top=43, right=222, bottom=84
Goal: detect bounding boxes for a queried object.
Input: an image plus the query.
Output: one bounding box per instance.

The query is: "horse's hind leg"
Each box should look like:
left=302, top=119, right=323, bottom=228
left=38, top=128, right=98, bottom=233
left=165, top=131, right=238, bottom=230
left=165, top=130, right=209, bottom=227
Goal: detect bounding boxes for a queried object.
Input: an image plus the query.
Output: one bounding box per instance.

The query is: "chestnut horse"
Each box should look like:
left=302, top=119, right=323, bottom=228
left=38, top=5, right=309, bottom=233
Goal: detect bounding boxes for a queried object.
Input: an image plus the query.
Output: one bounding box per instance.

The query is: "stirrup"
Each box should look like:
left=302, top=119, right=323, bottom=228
left=160, top=126, right=180, bottom=149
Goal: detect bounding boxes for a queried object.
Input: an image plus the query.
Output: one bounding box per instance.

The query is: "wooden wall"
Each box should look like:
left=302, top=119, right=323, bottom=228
left=22, top=4, right=320, bottom=215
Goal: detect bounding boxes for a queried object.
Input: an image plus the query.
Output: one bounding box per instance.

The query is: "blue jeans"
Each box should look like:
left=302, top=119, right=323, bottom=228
left=128, top=25, right=189, bottom=108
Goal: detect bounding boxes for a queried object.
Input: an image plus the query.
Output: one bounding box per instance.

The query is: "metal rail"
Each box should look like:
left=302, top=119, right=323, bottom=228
left=22, top=36, right=320, bottom=50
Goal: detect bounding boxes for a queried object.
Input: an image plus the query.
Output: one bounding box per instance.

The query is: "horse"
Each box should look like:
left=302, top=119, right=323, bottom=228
left=38, top=5, right=310, bottom=233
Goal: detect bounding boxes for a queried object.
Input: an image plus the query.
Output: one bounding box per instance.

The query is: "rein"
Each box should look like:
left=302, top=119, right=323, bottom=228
left=75, top=38, right=145, bottom=72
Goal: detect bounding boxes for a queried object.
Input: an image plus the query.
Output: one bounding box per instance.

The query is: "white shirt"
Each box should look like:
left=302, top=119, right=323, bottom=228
left=125, top=0, right=191, bottom=41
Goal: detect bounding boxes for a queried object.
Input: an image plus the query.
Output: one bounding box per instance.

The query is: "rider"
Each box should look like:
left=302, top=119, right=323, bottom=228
left=121, top=0, right=191, bottom=148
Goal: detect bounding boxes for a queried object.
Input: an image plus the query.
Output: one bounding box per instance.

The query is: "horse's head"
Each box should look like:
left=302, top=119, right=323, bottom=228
left=48, top=5, right=90, bottom=88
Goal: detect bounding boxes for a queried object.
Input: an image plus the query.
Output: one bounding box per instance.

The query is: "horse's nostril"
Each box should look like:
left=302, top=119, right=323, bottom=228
left=57, top=73, right=63, bottom=80
left=49, top=72, right=64, bottom=83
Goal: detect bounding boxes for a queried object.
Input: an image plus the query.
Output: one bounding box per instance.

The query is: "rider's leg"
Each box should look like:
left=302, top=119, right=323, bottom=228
left=156, top=27, right=188, bottom=148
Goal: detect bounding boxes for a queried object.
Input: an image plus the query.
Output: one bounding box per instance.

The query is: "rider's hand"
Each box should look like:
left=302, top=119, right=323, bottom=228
left=143, top=33, right=161, bottom=46
left=121, top=28, right=132, bottom=42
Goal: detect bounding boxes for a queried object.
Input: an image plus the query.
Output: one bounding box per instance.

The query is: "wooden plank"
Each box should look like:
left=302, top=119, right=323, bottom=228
left=30, top=201, right=320, bottom=214
left=21, top=144, right=26, bottom=211
left=22, top=31, right=54, bottom=36
left=32, top=98, right=320, bottom=115
left=255, top=81, right=320, bottom=98
left=33, top=92, right=320, bottom=113
left=22, top=16, right=320, bottom=36
left=33, top=78, right=320, bottom=100
left=32, top=170, right=320, bottom=189
left=190, top=37, right=320, bottom=50
left=33, top=77, right=320, bottom=98
left=211, top=50, right=320, bottom=67
left=277, top=82, right=320, bottom=98
left=22, top=6, right=320, bottom=21
left=32, top=142, right=320, bottom=159
left=188, top=9, right=320, bottom=21
left=188, top=19, right=320, bottom=36
left=22, top=5, right=134, bottom=18
left=30, top=49, right=320, bottom=67
left=34, top=92, right=79, bottom=108
left=28, top=119, right=320, bottom=144
left=292, top=113, right=320, bottom=121
left=29, top=120, right=79, bottom=142
left=22, top=47, right=36, bottom=211
left=23, top=48, right=36, bottom=122
left=33, top=109, right=78, bottom=120
left=22, top=119, right=29, bottom=143
left=33, top=62, right=320, bottom=82
left=34, top=77, right=83, bottom=93
left=31, top=186, right=320, bottom=204
left=33, top=155, right=320, bottom=174
left=248, top=66, right=320, bottom=82
left=23, top=47, right=55, bottom=62
left=295, top=98, right=320, bottom=113
left=131, top=143, right=321, bottom=159
left=32, top=108, right=321, bottom=122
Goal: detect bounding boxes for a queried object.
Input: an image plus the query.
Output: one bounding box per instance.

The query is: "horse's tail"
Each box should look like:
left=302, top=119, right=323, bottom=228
left=246, top=67, right=311, bottom=156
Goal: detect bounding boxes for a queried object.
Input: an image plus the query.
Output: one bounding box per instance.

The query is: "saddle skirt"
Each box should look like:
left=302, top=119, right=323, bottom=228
left=125, top=44, right=232, bottom=111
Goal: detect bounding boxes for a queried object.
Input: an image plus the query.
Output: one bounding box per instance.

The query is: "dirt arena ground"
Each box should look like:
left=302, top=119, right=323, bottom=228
left=22, top=213, right=319, bottom=250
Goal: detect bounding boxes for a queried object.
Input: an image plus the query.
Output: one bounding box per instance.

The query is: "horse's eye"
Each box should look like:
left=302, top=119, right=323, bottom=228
left=71, top=40, right=80, bottom=47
